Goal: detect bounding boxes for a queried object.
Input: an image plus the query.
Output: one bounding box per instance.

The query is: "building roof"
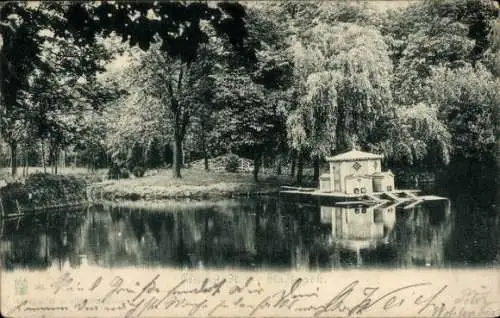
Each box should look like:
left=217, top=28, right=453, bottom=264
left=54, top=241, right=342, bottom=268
left=326, top=150, right=383, bottom=162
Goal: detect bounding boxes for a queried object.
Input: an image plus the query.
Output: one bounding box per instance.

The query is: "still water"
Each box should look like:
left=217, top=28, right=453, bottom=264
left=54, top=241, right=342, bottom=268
left=1, top=180, right=498, bottom=271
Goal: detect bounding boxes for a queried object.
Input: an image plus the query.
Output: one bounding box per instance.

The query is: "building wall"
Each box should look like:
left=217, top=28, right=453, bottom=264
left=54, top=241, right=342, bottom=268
left=334, top=159, right=381, bottom=192
left=382, top=176, right=395, bottom=192
left=331, top=207, right=384, bottom=240
left=329, top=163, right=342, bottom=192
left=374, top=175, right=395, bottom=192
left=345, top=176, right=374, bottom=194
left=319, top=175, right=331, bottom=192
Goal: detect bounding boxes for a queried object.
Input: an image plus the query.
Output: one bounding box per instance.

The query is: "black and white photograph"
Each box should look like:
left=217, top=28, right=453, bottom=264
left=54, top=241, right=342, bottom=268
left=1, top=1, right=499, bottom=317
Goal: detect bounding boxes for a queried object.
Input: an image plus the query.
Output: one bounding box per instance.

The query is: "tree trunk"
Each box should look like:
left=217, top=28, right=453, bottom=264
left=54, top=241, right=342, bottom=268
left=61, top=150, right=66, bottom=169
left=296, top=152, right=304, bottom=185
left=313, top=157, right=320, bottom=183
left=9, top=141, right=17, bottom=177
left=23, top=152, right=27, bottom=177
left=276, top=155, right=282, bottom=176
left=290, top=150, right=296, bottom=177
left=41, top=140, right=46, bottom=173
left=53, top=146, right=58, bottom=175
left=172, top=134, right=183, bottom=178
left=202, top=134, right=209, bottom=171
left=54, top=150, right=58, bottom=175
left=253, top=151, right=262, bottom=182
left=25, top=153, right=29, bottom=176
left=204, top=152, right=209, bottom=171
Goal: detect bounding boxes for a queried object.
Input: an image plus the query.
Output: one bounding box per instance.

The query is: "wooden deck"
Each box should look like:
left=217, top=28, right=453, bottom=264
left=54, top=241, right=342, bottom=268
left=280, top=186, right=447, bottom=204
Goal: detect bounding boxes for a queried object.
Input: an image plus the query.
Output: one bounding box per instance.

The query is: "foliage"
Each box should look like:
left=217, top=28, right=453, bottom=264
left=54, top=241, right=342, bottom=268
left=132, top=166, right=146, bottom=178
left=369, top=103, right=451, bottom=167
left=107, top=162, right=130, bottom=180
left=387, top=0, right=499, bottom=104
left=225, top=154, right=240, bottom=173
left=2, top=1, right=499, bottom=180
left=0, top=173, right=87, bottom=212
left=288, top=22, right=393, bottom=158
left=145, top=137, right=163, bottom=169
left=427, top=63, right=499, bottom=162
left=126, top=142, right=144, bottom=172
left=25, top=172, right=86, bottom=194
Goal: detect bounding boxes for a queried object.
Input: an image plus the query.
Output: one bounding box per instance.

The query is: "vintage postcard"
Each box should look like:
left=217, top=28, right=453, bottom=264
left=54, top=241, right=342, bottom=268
left=1, top=0, right=499, bottom=317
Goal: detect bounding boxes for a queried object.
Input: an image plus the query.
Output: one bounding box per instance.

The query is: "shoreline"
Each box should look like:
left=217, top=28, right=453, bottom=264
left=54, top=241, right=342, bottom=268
left=92, top=180, right=282, bottom=201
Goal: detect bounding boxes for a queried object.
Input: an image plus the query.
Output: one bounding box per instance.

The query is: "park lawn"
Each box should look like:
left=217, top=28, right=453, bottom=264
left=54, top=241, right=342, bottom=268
left=1, top=165, right=315, bottom=201
left=96, top=167, right=298, bottom=200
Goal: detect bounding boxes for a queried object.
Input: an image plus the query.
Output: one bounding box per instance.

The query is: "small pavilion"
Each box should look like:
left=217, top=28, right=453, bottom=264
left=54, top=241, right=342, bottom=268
left=319, top=150, right=394, bottom=194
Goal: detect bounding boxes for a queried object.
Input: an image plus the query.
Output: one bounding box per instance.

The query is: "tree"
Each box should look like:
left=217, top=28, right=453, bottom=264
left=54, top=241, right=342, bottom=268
left=124, top=38, right=222, bottom=178
left=384, top=0, right=498, bottom=104
left=1, top=1, right=252, bottom=177
left=145, top=137, right=163, bottom=169
left=209, top=6, right=294, bottom=181
left=368, top=103, right=451, bottom=169
left=212, top=69, right=284, bottom=181
left=427, top=63, right=499, bottom=162
left=287, top=22, right=393, bottom=183
left=0, top=2, right=118, bottom=175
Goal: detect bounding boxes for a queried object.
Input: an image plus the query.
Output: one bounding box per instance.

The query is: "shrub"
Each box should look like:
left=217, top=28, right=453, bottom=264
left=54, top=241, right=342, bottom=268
left=126, top=142, right=144, bottom=171
left=120, top=169, right=130, bottom=179
left=132, top=166, right=146, bottom=178
left=146, top=138, right=163, bottom=168
left=0, top=173, right=87, bottom=213
left=107, top=163, right=122, bottom=180
left=225, top=154, right=240, bottom=173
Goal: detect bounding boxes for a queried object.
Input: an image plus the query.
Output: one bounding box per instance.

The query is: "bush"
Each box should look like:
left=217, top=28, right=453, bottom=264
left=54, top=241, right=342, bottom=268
left=107, top=162, right=131, bottom=180
left=126, top=142, right=144, bottom=171
left=146, top=138, right=163, bottom=168
left=120, top=169, right=130, bottom=179
left=0, top=173, right=88, bottom=213
left=25, top=173, right=86, bottom=194
left=107, top=163, right=122, bottom=180
left=225, top=154, right=240, bottom=173
left=132, top=166, right=146, bottom=178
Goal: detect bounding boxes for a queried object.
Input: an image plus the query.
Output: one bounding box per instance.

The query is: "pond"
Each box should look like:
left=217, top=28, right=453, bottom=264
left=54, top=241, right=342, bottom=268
left=1, top=178, right=498, bottom=271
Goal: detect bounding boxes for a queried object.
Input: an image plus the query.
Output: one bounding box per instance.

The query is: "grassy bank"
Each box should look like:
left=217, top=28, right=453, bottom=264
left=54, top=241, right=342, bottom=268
left=0, top=172, right=88, bottom=214
left=0, top=164, right=317, bottom=202
left=0, top=166, right=107, bottom=183
left=94, top=168, right=298, bottom=201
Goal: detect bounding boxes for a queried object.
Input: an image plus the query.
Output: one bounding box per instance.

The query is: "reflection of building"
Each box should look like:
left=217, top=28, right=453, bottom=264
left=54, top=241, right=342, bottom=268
left=321, top=202, right=399, bottom=265
left=319, top=150, right=394, bottom=194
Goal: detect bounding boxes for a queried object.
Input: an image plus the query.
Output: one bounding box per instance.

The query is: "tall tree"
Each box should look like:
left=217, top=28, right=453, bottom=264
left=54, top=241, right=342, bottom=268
left=427, top=63, right=499, bottom=163
left=368, top=103, right=451, bottom=169
left=384, top=0, right=498, bottom=104
left=287, top=22, right=393, bottom=183
left=1, top=1, right=252, bottom=176
left=125, top=35, right=223, bottom=178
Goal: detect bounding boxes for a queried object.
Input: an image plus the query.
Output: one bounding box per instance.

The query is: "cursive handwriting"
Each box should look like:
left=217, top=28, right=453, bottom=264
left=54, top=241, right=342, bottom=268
left=7, top=273, right=500, bottom=317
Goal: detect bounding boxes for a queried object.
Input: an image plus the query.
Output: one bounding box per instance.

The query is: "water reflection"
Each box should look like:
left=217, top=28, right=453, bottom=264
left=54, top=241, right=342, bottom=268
left=319, top=201, right=451, bottom=267
left=0, top=196, right=495, bottom=271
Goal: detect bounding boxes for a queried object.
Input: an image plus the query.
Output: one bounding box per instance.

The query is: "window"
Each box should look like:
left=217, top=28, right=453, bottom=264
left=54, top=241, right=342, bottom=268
left=387, top=185, right=393, bottom=191
left=354, top=188, right=360, bottom=194
left=361, top=187, right=366, bottom=194
left=353, top=162, right=362, bottom=171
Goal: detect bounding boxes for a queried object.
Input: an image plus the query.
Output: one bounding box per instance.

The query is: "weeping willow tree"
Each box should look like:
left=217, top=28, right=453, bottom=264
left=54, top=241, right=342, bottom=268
left=371, top=102, right=451, bottom=169
left=287, top=22, right=393, bottom=183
